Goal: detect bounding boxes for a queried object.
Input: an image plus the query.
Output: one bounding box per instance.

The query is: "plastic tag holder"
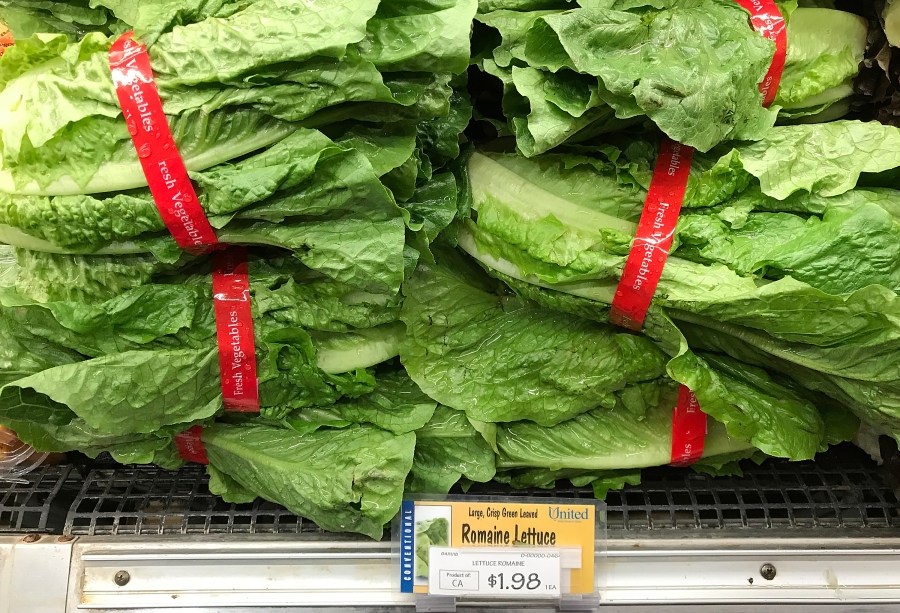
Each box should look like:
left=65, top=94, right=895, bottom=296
left=395, top=496, right=605, bottom=612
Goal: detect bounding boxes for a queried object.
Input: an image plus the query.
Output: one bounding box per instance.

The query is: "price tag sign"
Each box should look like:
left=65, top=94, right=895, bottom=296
left=428, top=548, right=562, bottom=597
left=398, top=498, right=600, bottom=599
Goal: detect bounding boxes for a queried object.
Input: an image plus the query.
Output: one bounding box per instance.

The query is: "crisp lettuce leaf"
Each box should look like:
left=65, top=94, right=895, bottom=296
left=282, top=369, right=437, bottom=435
left=0, top=1, right=116, bottom=38
left=459, top=130, right=899, bottom=440
left=0, top=127, right=409, bottom=293
left=777, top=8, right=868, bottom=112
left=475, top=2, right=867, bottom=154
left=0, top=0, right=478, bottom=194
left=0, top=253, right=405, bottom=443
left=496, top=384, right=754, bottom=471
left=408, top=405, right=497, bottom=493
left=401, top=250, right=668, bottom=426
left=402, top=251, right=833, bottom=459
left=203, top=422, right=416, bottom=539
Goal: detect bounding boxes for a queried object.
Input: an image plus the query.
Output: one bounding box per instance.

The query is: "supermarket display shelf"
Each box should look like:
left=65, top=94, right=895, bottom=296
left=2, top=444, right=900, bottom=611
left=3, top=444, right=895, bottom=538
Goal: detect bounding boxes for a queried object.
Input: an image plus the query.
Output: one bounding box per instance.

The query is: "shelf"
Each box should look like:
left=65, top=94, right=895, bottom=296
left=2, top=444, right=899, bottom=611
left=3, top=533, right=900, bottom=611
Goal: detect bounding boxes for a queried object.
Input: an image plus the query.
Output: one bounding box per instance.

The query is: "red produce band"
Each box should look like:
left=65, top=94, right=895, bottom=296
left=171, top=249, right=261, bottom=464
left=734, top=0, right=788, bottom=107
left=212, top=247, right=260, bottom=413
left=608, top=139, right=693, bottom=332
left=174, top=426, right=209, bottom=465
left=175, top=247, right=259, bottom=464
left=109, top=33, right=260, bottom=464
left=609, top=0, right=786, bottom=465
left=109, top=32, right=219, bottom=252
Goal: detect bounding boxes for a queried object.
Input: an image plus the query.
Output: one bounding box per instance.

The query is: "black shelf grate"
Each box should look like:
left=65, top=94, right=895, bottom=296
left=0, top=465, right=78, bottom=533
left=1, top=444, right=897, bottom=538
left=65, top=464, right=316, bottom=536
left=470, top=446, right=900, bottom=532
left=605, top=454, right=899, bottom=531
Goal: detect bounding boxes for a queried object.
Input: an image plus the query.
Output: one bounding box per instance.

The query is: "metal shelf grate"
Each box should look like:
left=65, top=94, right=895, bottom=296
left=2, top=445, right=897, bottom=538
left=469, top=446, right=900, bottom=533
left=65, top=464, right=318, bottom=536
left=0, top=465, right=78, bottom=533
left=606, top=454, right=899, bottom=531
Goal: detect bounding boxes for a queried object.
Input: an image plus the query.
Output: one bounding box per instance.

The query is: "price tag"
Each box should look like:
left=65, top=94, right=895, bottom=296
left=427, top=548, right=561, bottom=597
left=398, top=498, right=600, bottom=598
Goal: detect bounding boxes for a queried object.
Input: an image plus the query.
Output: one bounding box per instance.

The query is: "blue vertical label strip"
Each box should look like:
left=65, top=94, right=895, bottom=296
left=400, top=500, right=416, bottom=593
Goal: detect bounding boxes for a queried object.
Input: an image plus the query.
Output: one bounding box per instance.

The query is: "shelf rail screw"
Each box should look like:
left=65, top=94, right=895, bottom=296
left=114, top=570, right=131, bottom=587
left=760, top=563, right=777, bottom=581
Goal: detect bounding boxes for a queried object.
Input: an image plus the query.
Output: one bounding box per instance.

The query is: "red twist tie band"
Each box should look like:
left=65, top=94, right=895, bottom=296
left=610, top=138, right=693, bottom=331
left=670, top=386, right=708, bottom=467
left=733, top=0, right=787, bottom=108
left=213, top=247, right=260, bottom=413
left=175, top=426, right=209, bottom=465
left=109, top=32, right=219, bottom=252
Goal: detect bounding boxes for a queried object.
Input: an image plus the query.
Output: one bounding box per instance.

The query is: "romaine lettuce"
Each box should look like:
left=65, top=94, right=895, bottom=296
left=475, top=1, right=868, bottom=154
left=458, top=121, right=899, bottom=440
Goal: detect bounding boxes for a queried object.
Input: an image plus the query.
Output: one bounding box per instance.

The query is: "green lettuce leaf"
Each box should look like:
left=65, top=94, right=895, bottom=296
left=401, top=250, right=668, bottom=426
left=408, top=405, right=497, bottom=493
left=0, top=127, right=409, bottom=293
left=0, top=0, right=478, bottom=194
left=282, top=369, right=437, bottom=435
left=459, top=130, right=899, bottom=440
left=203, top=422, right=416, bottom=539
left=0, top=253, right=404, bottom=443
left=402, top=250, right=834, bottom=459
left=496, top=388, right=753, bottom=471
left=475, top=2, right=867, bottom=154
left=0, top=1, right=117, bottom=38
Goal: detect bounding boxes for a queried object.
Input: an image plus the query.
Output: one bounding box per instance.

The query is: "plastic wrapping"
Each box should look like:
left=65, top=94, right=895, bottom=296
left=0, top=427, right=51, bottom=484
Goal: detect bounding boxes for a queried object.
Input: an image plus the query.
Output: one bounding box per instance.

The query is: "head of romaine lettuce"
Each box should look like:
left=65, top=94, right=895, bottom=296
left=474, top=1, right=869, bottom=154
left=455, top=121, right=900, bottom=441
left=0, top=0, right=477, bottom=195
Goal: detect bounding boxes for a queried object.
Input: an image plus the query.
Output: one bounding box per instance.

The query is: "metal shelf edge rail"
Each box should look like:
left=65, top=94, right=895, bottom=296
left=0, top=534, right=73, bottom=613
left=4, top=535, right=899, bottom=611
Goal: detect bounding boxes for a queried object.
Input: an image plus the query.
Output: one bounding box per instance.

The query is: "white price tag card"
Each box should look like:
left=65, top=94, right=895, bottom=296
left=427, top=548, right=561, bottom=597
